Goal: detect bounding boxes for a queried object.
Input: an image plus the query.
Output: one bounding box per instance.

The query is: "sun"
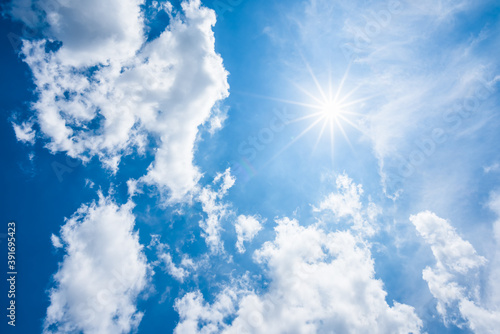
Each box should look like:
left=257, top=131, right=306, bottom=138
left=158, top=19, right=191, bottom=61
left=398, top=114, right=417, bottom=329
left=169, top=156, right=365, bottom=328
left=262, top=61, right=370, bottom=165
left=244, top=60, right=369, bottom=166
left=320, top=100, right=342, bottom=120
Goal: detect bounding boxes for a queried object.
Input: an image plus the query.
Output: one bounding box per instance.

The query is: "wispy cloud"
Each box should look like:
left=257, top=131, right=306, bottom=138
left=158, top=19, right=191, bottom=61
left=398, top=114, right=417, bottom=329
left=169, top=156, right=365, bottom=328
left=198, top=168, right=236, bottom=254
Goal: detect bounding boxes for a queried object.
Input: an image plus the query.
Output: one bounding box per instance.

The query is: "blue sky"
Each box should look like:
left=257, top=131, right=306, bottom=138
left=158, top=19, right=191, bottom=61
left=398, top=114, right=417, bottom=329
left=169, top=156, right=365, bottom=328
left=1, top=0, right=500, bottom=333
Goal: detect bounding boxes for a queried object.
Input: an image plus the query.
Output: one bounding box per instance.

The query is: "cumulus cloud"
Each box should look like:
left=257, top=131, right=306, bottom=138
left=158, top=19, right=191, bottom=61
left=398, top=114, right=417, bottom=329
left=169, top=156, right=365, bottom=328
left=13, top=0, right=229, bottom=202
left=44, top=193, right=150, bottom=334
left=411, top=211, right=500, bottom=332
left=314, top=173, right=381, bottom=236
left=235, top=215, right=263, bottom=253
left=174, top=217, right=422, bottom=333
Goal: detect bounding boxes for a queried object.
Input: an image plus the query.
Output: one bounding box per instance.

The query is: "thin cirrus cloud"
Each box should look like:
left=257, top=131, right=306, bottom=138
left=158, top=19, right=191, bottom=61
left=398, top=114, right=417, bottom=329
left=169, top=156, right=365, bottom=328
left=284, top=0, right=500, bottom=201
left=344, top=0, right=500, bottom=201
left=12, top=0, right=229, bottom=203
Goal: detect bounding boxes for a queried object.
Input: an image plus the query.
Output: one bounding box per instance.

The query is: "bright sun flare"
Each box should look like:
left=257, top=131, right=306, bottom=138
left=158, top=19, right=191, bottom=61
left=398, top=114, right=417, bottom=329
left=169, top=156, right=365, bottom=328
left=265, top=62, right=370, bottom=164
left=320, top=100, right=342, bottom=119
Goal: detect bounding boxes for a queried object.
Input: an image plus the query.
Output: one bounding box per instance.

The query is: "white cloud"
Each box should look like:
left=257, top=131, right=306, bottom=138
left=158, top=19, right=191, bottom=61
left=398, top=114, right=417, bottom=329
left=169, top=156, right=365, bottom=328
left=174, top=217, right=423, bottom=333
left=84, top=179, right=95, bottom=189
left=411, top=211, right=486, bottom=275
left=44, top=193, right=150, bottom=334
left=235, top=215, right=263, bottom=253
left=213, top=166, right=236, bottom=195
left=206, top=104, right=229, bottom=135
left=198, top=168, right=235, bottom=254
left=314, top=173, right=381, bottom=236
left=50, top=234, right=63, bottom=249
left=44, top=0, right=144, bottom=67
left=486, top=192, right=500, bottom=312
left=150, top=235, right=197, bottom=283
left=484, top=163, right=500, bottom=173
left=411, top=211, right=500, bottom=332
left=12, top=121, right=35, bottom=144
left=174, top=289, right=238, bottom=334
left=15, top=0, right=229, bottom=202
left=158, top=252, right=190, bottom=283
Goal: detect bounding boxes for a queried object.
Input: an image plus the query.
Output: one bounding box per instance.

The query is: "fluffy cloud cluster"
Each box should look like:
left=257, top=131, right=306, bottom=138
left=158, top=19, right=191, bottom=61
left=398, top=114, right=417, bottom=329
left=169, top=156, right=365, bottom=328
left=174, top=216, right=423, bottom=333
left=411, top=211, right=500, bottom=333
left=314, top=173, right=381, bottom=236
left=174, top=288, right=239, bottom=334
left=45, top=194, right=150, bottom=334
left=13, top=0, right=229, bottom=202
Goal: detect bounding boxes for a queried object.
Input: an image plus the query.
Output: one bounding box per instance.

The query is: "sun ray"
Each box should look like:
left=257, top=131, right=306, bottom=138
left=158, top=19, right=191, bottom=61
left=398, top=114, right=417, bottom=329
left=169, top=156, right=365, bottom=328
left=333, top=62, right=351, bottom=103
left=329, top=118, right=335, bottom=165
left=335, top=110, right=364, bottom=117
left=300, top=54, right=329, bottom=103
left=250, top=63, right=367, bottom=167
left=234, top=91, right=323, bottom=110
left=328, top=66, right=334, bottom=102
left=335, top=117, right=354, bottom=152
left=288, top=112, right=325, bottom=124
left=287, top=78, right=325, bottom=105
left=338, top=94, right=379, bottom=108
left=338, top=85, right=361, bottom=104
left=337, top=114, right=365, bottom=133
left=264, top=61, right=367, bottom=164
left=266, top=117, right=324, bottom=165
left=312, top=119, right=328, bottom=153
